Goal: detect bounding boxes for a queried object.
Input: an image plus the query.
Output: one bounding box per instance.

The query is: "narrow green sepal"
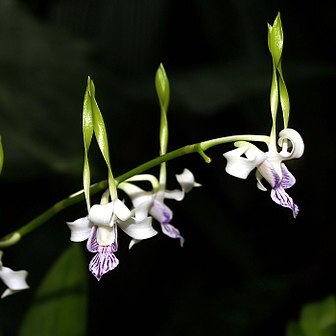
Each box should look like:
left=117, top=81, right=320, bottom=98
left=270, top=67, right=279, bottom=122
left=278, top=72, right=290, bottom=128
left=87, top=78, right=117, bottom=200
left=82, top=77, right=94, bottom=210
left=155, top=64, right=170, bottom=188
left=268, top=12, right=283, bottom=68
left=155, top=63, right=170, bottom=113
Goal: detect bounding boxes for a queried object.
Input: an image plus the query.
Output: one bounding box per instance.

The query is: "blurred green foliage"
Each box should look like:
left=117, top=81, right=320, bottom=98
left=18, top=244, right=88, bottom=336
left=286, top=296, right=336, bottom=336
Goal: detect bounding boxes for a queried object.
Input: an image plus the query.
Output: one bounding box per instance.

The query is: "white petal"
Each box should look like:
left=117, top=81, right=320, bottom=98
left=278, top=128, right=304, bottom=159
left=176, top=168, right=201, bottom=193
left=66, top=216, right=91, bottom=242
left=223, top=143, right=265, bottom=179
left=0, top=267, right=29, bottom=298
left=96, top=226, right=116, bottom=246
left=118, top=217, right=158, bottom=240
left=113, top=199, right=132, bottom=221
left=164, top=169, right=201, bottom=201
left=133, top=198, right=154, bottom=221
left=119, top=182, right=153, bottom=208
left=129, top=239, right=140, bottom=249
left=163, top=188, right=185, bottom=201
left=255, top=170, right=268, bottom=191
left=89, top=203, right=114, bottom=227
left=124, top=174, right=159, bottom=189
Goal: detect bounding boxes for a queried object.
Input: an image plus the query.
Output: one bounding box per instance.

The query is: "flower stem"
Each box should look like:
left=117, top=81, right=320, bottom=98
left=0, top=134, right=269, bottom=248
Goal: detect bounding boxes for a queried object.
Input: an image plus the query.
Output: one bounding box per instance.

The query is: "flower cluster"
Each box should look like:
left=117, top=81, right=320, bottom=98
left=223, top=128, right=304, bottom=218
left=67, top=169, right=200, bottom=280
left=0, top=12, right=305, bottom=292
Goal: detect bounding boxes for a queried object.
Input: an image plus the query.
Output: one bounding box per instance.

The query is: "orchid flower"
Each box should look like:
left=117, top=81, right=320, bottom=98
left=223, top=128, right=304, bottom=217
left=119, top=168, right=201, bottom=246
left=0, top=250, right=29, bottom=298
left=67, top=197, right=157, bottom=280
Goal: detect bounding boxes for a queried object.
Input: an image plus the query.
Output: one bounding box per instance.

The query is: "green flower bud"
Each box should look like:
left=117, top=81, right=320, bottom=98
left=268, top=12, right=283, bottom=68
left=155, top=63, right=170, bottom=113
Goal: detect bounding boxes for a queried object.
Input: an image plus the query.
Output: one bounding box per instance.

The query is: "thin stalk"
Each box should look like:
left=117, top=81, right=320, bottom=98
left=0, top=134, right=269, bottom=248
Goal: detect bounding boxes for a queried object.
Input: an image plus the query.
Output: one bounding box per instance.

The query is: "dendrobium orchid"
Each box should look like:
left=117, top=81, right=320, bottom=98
left=119, top=168, right=201, bottom=246
left=0, top=250, right=29, bottom=298
left=223, top=128, right=304, bottom=217
left=67, top=198, right=157, bottom=280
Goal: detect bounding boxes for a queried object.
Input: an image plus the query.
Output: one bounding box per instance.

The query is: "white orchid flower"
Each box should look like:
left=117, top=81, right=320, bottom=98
left=223, top=128, right=304, bottom=217
left=67, top=198, right=156, bottom=280
left=0, top=251, right=29, bottom=298
left=119, top=168, right=201, bottom=246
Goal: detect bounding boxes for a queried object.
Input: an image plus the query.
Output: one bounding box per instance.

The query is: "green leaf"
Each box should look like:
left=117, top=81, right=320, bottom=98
left=300, top=296, right=336, bottom=336
left=286, top=321, right=305, bottom=336
left=18, top=244, right=88, bottom=336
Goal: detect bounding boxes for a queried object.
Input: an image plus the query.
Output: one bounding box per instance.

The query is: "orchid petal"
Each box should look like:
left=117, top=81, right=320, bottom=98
left=256, top=159, right=281, bottom=188
left=0, top=268, right=29, bottom=298
left=123, top=174, right=159, bottom=190
left=176, top=168, right=202, bottom=193
left=271, top=187, right=299, bottom=218
left=66, top=216, right=92, bottom=242
left=88, top=199, right=131, bottom=226
left=150, top=200, right=173, bottom=224
left=256, top=170, right=268, bottom=191
left=129, top=239, right=141, bottom=249
left=96, top=226, right=117, bottom=246
left=118, top=217, right=158, bottom=240
left=163, top=188, right=185, bottom=201
left=160, top=223, right=185, bottom=247
left=88, top=248, right=119, bottom=281
left=278, top=128, right=304, bottom=159
left=280, top=163, right=296, bottom=189
left=113, top=199, right=132, bottom=221
left=89, top=203, right=114, bottom=226
left=223, top=143, right=266, bottom=179
left=87, top=226, right=117, bottom=250
left=119, top=182, right=154, bottom=208
left=0, top=262, right=29, bottom=298
left=132, top=198, right=154, bottom=221
left=164, top=169, right=201, bottom=201
left=87, top=227, right=99, bottom=253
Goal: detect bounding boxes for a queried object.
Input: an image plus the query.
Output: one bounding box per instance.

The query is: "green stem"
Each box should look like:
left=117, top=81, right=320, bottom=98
left=0, top=134, right=269, bottom=248
left=0, top=180, right=107, bottom=249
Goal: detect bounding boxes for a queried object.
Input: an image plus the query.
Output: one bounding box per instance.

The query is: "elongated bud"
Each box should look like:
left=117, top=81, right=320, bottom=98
left=155, top=63, right=170, bottom=113
left=268, top=12, right=283, bottom=68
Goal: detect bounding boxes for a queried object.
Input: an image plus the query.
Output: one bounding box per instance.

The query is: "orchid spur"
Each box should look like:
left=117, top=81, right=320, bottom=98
left=119, top=168, right=201, bottom=247
left=223, top=128, right=304, bottom=217
left=0, top=250, right=29, bottom=298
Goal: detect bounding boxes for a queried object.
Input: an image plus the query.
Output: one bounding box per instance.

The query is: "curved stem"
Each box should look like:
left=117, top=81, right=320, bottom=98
left=0, top=134, right=269, bottom=248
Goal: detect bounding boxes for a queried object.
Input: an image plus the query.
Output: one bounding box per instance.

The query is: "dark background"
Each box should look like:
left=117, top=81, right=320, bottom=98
left=0, top=1, right=335, bottom=335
